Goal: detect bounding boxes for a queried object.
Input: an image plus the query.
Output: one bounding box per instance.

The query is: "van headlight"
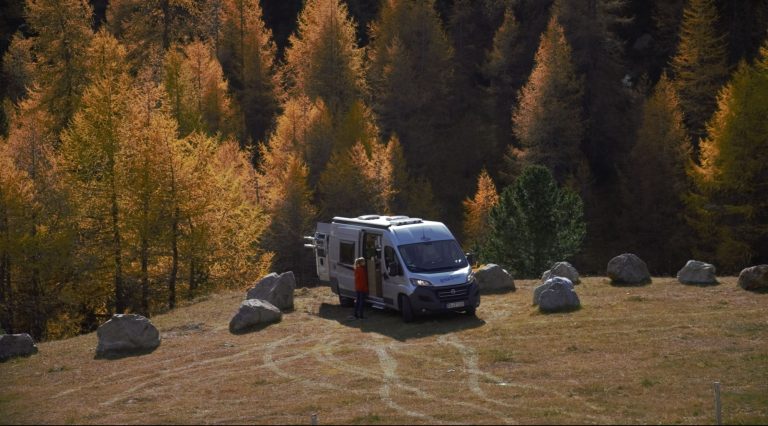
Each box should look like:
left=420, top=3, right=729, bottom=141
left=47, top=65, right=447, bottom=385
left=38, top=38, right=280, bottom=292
left=410, top=278, right=433, bottom=287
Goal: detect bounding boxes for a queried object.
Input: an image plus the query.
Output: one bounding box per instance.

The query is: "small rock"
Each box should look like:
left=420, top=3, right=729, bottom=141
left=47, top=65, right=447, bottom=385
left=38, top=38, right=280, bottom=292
left=541, top=261, right=581, bottom=284
left=229, top=299, right=282, bottom=333
left=474, top=264, right=515, bottom=292
left=0, top=333, right=38, bottom=361
left=607, top=253, right=651, bottom=285
left=738, top=265, right=768, bottom=291
left=677, top=260, right=717, bottom=285
left=246, top=271, right=296, bottom=310
left=96, top=314, right=160, bottom=358
left=536, top=277, right=580, bottom=313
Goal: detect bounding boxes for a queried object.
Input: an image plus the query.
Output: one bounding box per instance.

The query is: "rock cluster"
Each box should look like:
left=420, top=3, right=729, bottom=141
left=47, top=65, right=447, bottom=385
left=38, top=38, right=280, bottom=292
left=96, top=314, right=160, bottom=358
left=607, top=253, right=651, bottom=285
left=474, top=264, right=515, bottom=292
left=541, top=261, right=581, bottom=284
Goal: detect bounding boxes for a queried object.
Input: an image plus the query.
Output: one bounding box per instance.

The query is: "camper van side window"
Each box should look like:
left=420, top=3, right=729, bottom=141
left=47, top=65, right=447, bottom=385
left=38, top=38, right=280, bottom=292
left=339, top=240, right=356, bottom=266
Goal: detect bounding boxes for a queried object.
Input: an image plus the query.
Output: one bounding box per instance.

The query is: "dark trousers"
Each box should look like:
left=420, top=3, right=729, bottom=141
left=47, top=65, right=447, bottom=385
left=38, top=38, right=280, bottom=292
left=354, top=291, right=367, bottom=318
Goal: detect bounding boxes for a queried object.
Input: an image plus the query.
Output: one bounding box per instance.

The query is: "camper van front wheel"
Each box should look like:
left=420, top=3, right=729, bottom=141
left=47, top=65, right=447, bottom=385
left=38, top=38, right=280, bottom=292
left=399, top=295, right=414, bottom=323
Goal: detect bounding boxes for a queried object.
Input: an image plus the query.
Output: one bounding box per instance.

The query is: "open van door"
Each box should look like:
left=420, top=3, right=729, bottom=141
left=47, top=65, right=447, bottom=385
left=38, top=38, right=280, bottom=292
left=304, top=223, right=331, bottom=282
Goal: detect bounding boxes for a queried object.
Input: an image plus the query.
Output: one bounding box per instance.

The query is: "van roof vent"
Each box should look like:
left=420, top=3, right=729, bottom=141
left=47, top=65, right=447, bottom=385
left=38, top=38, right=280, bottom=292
left=390, top=218, right=423, bottom=226
left=357, top=215, right=381, bottom=220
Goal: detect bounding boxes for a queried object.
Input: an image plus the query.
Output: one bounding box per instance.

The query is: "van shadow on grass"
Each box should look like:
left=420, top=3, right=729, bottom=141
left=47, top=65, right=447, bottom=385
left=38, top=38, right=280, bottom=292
left=93, top=345, right=159, bottom=360
left=317, top=302, right=485, bottom=341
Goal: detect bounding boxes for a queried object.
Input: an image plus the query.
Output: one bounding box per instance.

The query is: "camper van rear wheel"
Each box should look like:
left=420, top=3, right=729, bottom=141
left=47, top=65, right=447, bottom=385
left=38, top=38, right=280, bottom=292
left=339, top=294, right=354, bottom=307
left=399, top=295, right=414, bottom=323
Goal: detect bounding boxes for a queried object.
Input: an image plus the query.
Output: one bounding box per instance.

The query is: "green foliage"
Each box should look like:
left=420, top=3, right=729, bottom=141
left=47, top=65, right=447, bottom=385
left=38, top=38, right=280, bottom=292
left=480, top=165, right=585, bottom=278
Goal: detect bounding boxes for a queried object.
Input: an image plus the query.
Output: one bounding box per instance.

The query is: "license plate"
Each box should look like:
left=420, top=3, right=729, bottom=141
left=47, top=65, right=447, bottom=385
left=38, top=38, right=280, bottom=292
left=446, top=301, right=464, bottom=309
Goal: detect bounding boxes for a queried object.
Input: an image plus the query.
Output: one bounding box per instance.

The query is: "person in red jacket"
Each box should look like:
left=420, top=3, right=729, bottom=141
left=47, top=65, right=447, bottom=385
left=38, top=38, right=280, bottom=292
left=354, top=257, right=369, bottom=319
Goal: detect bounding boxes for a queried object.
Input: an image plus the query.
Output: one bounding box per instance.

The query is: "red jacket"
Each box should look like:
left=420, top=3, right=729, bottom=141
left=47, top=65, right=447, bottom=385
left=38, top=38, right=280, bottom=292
left=355, top=265, right=369, bottom=293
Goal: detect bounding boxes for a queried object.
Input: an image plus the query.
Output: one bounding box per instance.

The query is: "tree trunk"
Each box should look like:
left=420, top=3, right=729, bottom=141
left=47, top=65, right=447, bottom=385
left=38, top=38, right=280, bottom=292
left=112, top=186, right=125, bottom=314
left=169, top=206, right=179, bottom=309
left=0, top=208, right=12, bottom=334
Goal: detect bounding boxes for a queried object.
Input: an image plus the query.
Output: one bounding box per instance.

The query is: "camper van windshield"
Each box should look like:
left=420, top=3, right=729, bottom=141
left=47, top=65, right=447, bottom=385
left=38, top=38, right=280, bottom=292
left=398, top=240, right=468, bottom=273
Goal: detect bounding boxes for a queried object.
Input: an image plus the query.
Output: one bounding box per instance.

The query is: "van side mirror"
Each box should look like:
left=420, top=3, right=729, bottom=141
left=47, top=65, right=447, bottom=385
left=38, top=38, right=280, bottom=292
left=465, top=252, right=475, bottom=266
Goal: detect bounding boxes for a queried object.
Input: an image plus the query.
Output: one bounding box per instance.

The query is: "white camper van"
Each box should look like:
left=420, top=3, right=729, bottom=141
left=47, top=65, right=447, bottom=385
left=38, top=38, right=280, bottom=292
left=305, top=215, right=480, bottom=322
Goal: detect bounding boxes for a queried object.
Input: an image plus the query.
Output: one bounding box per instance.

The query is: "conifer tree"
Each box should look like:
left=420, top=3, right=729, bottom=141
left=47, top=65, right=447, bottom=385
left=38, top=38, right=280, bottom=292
left=219, top=0, right=280, bottom=146
left=480, top=165, right=585, bottom=277
left=462, top=169, right=499, bottom=252
left=624, top=74, right=692, bottom=272
left=2, top=33, right=35, bottom=103
left=60, top=31, right=133, bottom=314
left=512, top=15, right=585, bottom=185
left=689, top=49, right=768, bottom=271
left=283, top=0, right=364, bottom=117
left=367, top=0, right=453, bottom=201
left=25, top=0, right=93, bottom=135
left=671, top=0, right=729, bottom=155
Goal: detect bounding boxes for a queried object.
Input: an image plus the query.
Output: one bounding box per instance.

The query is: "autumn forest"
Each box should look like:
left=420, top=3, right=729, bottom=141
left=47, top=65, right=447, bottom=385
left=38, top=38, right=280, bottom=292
left=0, top=0, right=767, bottom=341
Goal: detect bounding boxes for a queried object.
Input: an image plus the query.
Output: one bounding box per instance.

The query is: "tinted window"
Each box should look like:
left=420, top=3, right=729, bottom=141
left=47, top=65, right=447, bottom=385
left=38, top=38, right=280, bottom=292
left=339, top=240, right=355, bottom=265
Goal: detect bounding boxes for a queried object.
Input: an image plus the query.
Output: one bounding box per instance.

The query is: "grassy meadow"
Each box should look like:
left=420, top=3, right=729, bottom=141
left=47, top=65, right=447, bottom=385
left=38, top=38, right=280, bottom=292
left=1, top=277, right=766, bottom=424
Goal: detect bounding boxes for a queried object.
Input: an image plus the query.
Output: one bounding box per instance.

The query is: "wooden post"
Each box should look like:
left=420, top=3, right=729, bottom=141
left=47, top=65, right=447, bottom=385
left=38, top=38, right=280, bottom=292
left=713, top=381, right=722, bottom=425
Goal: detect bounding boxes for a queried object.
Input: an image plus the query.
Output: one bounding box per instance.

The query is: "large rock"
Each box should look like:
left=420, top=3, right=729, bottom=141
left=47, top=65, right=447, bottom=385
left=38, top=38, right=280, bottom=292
left=738, top=265, right=768, bottom=291
left=607, top=253, right=651, bottom=285
left=96, top=314, right=160, bottom=357
left=677, top=260, right=717, bottom=285
left=541, top=261, right=581, bottom=284
left=533, top=276, right=575, bottom=305
left=246, top=271, right=296, bottom=310
left=229, top=299, right=282, bottom=333
left=0, top=333, right=38, bottom=361
left=535, top=277, right=580, bottom=312
left=474, top=264, right=515, bottom=292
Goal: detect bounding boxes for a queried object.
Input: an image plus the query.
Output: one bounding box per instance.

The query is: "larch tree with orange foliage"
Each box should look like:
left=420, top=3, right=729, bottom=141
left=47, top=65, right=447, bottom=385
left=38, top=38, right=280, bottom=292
left=463, top=169, right=499, bottom=252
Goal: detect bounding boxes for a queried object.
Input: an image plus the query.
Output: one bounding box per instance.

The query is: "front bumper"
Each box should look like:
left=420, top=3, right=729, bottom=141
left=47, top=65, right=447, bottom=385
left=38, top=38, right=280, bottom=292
left=409, top=281, right=480, bottom=314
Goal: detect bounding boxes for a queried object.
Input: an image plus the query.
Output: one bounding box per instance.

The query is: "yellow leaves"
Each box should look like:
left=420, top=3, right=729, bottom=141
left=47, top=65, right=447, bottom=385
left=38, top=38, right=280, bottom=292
left=463, top=169, right=499, bottom=249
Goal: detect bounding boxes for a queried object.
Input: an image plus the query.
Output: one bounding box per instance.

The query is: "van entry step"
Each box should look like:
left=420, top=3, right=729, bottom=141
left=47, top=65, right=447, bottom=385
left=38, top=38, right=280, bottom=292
left=370, top=302, right=386, bottom=310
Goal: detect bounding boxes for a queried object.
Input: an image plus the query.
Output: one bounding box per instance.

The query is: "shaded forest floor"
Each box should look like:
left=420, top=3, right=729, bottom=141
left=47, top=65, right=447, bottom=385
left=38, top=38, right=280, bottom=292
left=1, top=277, right=767, bottom=424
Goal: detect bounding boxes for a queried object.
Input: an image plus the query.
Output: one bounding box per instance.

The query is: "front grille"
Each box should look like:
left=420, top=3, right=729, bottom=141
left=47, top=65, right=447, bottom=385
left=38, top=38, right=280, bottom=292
left=436, top=284, right=469, bottom=300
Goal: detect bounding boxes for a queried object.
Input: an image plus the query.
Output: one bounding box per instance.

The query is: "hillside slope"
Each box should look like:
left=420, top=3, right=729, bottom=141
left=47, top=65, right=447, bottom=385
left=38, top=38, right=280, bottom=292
left=1, top=277, right=767, bottom=424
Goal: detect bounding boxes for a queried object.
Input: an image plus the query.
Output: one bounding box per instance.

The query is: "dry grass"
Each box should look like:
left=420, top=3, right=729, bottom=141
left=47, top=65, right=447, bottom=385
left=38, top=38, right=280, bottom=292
left=1, top=277, right=767, bottom=424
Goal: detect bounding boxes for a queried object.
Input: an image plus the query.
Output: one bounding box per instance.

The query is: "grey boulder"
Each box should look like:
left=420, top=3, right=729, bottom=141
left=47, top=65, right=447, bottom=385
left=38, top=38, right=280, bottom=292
left=96, top=314, right=160, bottom=357
left=607, top=253, right=651, bottom=285
left=535, top=277, right=580, bottom=312
left=541, top=261, right=581, bottom=284
left=738, top=265, right=768, bottom=291
left=229, top=299, right=282, bottom=333
left=677, top=260, right=717, bottom=285
left=0, top=333, right=38, bottom=361
left=474, top=264, right=515, bottom=292
left=246, top=271, right=296, bottom=310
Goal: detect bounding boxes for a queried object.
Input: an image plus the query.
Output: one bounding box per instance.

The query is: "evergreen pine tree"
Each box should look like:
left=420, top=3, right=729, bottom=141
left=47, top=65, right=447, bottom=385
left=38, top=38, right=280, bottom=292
left=480, top=165, right=585, bottom=278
